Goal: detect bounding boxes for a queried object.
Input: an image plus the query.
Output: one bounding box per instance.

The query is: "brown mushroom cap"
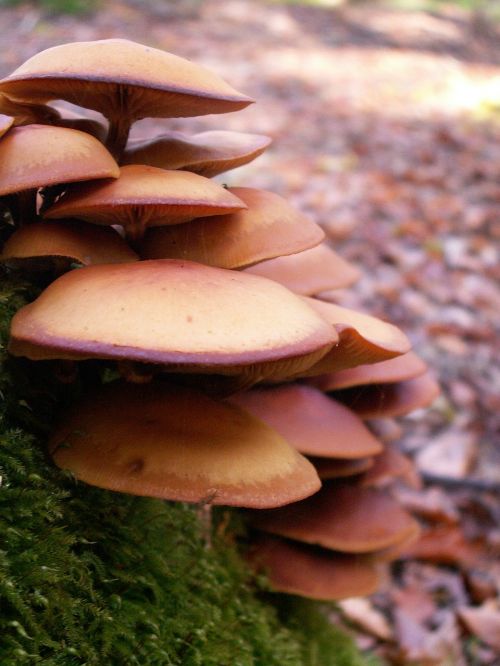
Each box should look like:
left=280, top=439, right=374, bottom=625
left=311, top=456, right=374, bottom=481
left=245, top=244, right=361, bottom=295
left=248, top=534, right=382, bottom=601
left=0, top=114, right=13, bottom=138
left=337, top=372, right=441, bottom=419
left=49, top=382, right=321, bottom=508
left=138, top=187, right=324, bottom=269
left=44, top=165, right=246, bottom=239
left=288, top=298, right=411, bottom=378
left=0, top=219, right=138, bottom=271
left=360, top=445, right=421, bottom=489
left=0, top=39, right=253, bottom=119
left=251, top=483, right=419, bottom=553
left=231, top=385, right=383, bottom=459
left=122, top=130, right=271, bottom=177
left=9, top=259, right=337, bottom=377
left=309, top=351, right=428, bottom=392
left=0, top=124, right=119, bottom=196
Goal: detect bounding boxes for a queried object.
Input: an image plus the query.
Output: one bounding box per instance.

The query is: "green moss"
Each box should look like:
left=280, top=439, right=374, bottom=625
left=0, top=278, right=377, bottom=665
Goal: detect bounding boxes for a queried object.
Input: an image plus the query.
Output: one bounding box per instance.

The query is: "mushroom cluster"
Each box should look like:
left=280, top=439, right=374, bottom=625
left=0, top=39, right=438, bottom=604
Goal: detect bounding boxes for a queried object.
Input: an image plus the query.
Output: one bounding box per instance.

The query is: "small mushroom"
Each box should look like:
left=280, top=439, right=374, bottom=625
left=0, top=39, right=253, bottom=157
left=335, top=372, right=441, bottom=419
left=251, top=483, right=419, bottom=553
left=360, top=445, right=421, bottom=489
left=44, top=165, right=247, bottom=241
left=49, top=381, right=321, bottom=508
left=309, top=351, right=428, bottom=392
left=122, top=130, right=271, bottom=177
left=0, top=124, right=119, bottom=222
left=1, top=219, right=138, bottom=274
left=231, top=385, right=383, bottom=458
left=245, top=243, right=361, bottom=295
left=248, top=534, right=383, bottom=601
left=310, top=456, right=374, bottom=481
left=138, top=187, right=324, bottom=268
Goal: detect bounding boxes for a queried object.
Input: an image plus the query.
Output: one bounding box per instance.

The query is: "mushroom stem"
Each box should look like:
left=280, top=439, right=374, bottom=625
left=106, top=116, right=131, bottom=162
left=196, top=492, right=217, bottom=549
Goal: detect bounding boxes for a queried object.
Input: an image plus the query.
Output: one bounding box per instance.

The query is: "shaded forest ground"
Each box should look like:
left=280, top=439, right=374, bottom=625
left=0, top=1, right=499, bottom=663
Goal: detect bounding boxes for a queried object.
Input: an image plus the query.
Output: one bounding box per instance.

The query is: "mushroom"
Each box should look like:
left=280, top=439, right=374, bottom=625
left=0, top=124, right=119, bottom=222
left=138, top=187, right=324, bottom=268
left=0, top=93, right=61, bottom=126
left=289, top=297, right=412, bottom=378
left=310, top=456, right=374, bottom=481
left=44, top=165, right=247, bottom=241
left=309, top=351, right=428, bottom=392
left=360, top=445, right=421, bottom=489
left=248, top=534, right=383, bottom=601
left=9, top=260, right=337, bottom=382
left=49, top=381, right=321, bottom=508
left=0, top=39, right=253, bottom=157
left=245, top=243, right=361, bottom=295
left=1, top=219, right=138, bottom=274
left=230, top=385, right=383, bottom=459
left=251, top=483, right=419, bottom=553
left=335, top=372, right=440, bottom=419
left=122, top=130, right=271, bottom=177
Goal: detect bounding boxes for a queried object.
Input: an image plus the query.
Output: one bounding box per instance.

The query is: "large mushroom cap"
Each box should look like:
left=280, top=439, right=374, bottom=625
left=248, top=534, right=382, bottom=601
left=9, top=259, right=337, bottom=375
left=138, top=187, right=324, bottom=269
left=0, top=219, right=138, bottom=271
left=0, top=124, right=119, bottom=196
left=123, top=130, right=271, bottom=177
left=245, top=243, right=361, bottom=295
left=49, top=382, right=321, bottom=508
left=44, top=165, right=246, bottom=239
left=252, top=483, right=418, bottom=553
left=309, top=351, right=428, bottom=392
left=231, top=385, right=383, bottom=458
left=0, top=39, right=253, bottom=119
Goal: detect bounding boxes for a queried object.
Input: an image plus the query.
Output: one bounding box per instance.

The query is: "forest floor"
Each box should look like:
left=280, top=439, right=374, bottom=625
left=1, top=1, right=499, bottom=663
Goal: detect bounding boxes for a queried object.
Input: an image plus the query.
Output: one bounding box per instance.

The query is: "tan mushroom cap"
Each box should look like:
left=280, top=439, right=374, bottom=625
left=138, top=187, right=324, bottom=269
left=0, top=124, right=119, bottom=196
left=231, top=385, right=383, bottom=459
left=0, top=114, right=13, bottom=138
left=339, top=372, right=441, bottom=419
left=252, top=483, right=419, bottom=553
left=0, top=39, right=253, bottom=119
left=248, top=534, right=382, bottom=601
left=245, top=244, right=361, bottom=295
left=309, top=351, right=428, bottom=392
left=1, top=220, right=138, bottom=271
left=361, top=445, right=421, bottom=489
left=123, top=130, right=271, bottom=177
left=44, top=165, right=246, bottom=239
left=9, top=259, right=337, bottom=377
left=287, top=298, right=412, bottom=378
left=311, top=456, right=374, bottom=481
left=49, top=382, right=321, bottom=508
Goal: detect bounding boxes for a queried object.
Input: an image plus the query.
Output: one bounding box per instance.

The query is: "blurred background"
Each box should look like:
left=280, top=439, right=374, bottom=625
left=0, top=0, right=498, bottom=663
